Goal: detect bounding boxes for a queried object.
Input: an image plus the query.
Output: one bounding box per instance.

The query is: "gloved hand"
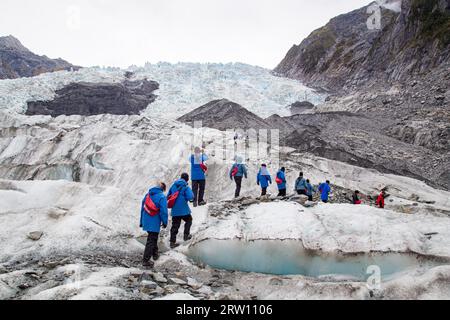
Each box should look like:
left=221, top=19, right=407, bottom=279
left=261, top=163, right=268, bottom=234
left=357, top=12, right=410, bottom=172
left=162, top=224, right=167, bottom=229
left=139, top=224, right=143, bottom=228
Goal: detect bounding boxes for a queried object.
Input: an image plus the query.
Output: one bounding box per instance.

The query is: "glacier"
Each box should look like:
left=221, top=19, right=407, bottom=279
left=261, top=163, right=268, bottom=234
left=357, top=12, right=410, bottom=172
left=0, top=63, right=450, bottom=300
left=0, top=62, right=325, bottom=118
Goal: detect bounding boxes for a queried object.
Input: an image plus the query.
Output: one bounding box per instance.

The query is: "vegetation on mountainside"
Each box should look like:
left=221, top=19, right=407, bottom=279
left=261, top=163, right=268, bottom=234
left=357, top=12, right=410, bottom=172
left=301, top=26, right=337, bottom=74
left=411, top=0, right=450, bottom=46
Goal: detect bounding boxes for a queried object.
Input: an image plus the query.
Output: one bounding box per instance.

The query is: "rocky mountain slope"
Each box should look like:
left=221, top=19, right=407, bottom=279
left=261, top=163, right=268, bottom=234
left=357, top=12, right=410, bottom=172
left=26, top=79, right=159, bottom=117
left=178, top=99, right=449, bottom=190
left=0, top=36, right=78, bottom=79
left=177, top=99, right=271, bottom=130
left=270, top=0, right=450, bottom=190
left=275, top=0, right=450, bottom=91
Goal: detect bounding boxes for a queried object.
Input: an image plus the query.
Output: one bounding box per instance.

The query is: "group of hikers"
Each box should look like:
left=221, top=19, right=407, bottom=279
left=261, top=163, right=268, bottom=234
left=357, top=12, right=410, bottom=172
left=230, top=160, right=333, bottom=203
left=139, top=147, right=388, bottom=268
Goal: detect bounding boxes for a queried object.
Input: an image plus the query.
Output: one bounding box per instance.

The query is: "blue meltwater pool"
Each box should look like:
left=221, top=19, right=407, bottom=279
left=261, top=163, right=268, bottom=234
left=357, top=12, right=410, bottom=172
left=188, top=239, right=448, bottom=281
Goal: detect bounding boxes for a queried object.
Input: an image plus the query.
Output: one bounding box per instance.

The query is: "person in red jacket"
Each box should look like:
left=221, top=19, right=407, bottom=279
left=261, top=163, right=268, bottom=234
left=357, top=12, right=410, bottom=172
left=352, top=190, right=362, bottom=205
left=376, top=190, right=386, bottom=209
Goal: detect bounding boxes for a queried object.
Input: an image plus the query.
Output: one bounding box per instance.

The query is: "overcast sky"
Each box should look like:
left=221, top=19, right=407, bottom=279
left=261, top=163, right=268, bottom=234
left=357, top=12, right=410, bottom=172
left=0, top=0, right=371, bottom=69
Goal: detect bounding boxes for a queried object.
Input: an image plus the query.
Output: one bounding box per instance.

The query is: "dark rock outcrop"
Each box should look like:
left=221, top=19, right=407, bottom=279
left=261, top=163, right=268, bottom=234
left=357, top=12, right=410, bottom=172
left=274, top=0, right=450, bottom=92
left=177, top=99, right=271, bottom=131
left=0, top=35, right=78, bottom=79
left=26, top=79, right=159, bottom=117
left=289, top=101, right=315, bottom=115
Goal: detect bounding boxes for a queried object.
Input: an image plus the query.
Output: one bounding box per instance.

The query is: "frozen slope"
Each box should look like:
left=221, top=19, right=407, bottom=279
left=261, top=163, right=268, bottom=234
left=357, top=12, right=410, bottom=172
left=0, top=63, right=325, bottom=118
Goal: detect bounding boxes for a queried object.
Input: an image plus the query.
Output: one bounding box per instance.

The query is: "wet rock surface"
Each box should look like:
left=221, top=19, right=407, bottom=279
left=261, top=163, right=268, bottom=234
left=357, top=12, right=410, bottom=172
left=26, top=79, right=159, bottom=117
left=0, top=252, right=234, bottom=300
left=27, top=231, right=44, bottom=241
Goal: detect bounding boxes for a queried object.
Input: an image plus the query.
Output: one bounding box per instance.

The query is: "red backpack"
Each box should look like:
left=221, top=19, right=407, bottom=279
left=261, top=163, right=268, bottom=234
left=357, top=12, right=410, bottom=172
left=167, top=185, right=186, bottom=209
left=231, top=165, right=239, bottom=177
left=200, top=163, right=208, bottom=173
left=275, top=173, right=283, bottom=185
left=144, top=194, right=160, bottom=216
left=167, top=191, right=180, bottom=209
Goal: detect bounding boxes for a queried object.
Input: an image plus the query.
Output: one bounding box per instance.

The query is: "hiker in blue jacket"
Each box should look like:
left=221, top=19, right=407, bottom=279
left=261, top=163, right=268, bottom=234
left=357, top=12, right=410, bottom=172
left=318, top=180, right=332, bottom=203
left=168, top=173, right=195, bottom=249
left=140, top=182, right=168, bottom=268
left=257, top=164, right=272, bottom=196
left=295, top=172, right=308, bottom=195
left=230, top=156, right=248, bottom=198
left=276, top=167, right=287, bottom=197
left=190, top=147, right=208, bottom=207
left=306, top=179, right=316, bottom=201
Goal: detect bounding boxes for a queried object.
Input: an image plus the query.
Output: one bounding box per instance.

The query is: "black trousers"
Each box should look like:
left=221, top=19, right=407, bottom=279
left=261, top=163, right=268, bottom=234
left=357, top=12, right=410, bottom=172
left=234, top=176, right=243, bottom=198
left=261, top=187, right=267, bottom=196
left=277, top=189, right=286, bottom=197
left=297, top=190, right=307, bottom=196
left=143, top=232, right=159, bottom=262
left=192, top=180, right=206, bottom=205
left=170, top=215, right=193, bottom=243
left=308, top=195, right=313, bottom=201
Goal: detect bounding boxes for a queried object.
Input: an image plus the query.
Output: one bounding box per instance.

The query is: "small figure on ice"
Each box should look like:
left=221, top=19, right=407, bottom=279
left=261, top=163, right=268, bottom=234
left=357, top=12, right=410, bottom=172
left=257, top=164, right=272, bottom=196
left=275, top=167, right=287, bottom=197
left=230, top=156, right=248, bottom=198
left=318, top=180, right=332, bottom=203
left=295, top=172, right=308, bottom=196
left=190, top=147, right=208, bottom=207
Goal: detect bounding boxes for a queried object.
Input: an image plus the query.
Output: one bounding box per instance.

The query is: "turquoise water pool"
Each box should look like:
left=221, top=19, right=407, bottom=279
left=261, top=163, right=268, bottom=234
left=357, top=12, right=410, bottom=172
left=188, top=239, right=447, bottom=281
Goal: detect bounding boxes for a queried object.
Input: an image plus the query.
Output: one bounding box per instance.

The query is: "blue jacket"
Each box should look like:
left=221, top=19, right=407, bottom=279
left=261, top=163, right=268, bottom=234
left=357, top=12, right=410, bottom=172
left=276, top=170, right=286, bottom=190
left=230, top=163, right=248, bottom=179
left=318, top=183, right=331, bottom=201
left=306, top=183, right=316, bottom=196
left=168, top=179, right=195, bottom=217
left=295, top=177, right=307, bottom=191
left=140, top=187, right=168, bottom=233
left=257, top=169, right=272, bottom=188
left=190, top=154, right=208, bottom=181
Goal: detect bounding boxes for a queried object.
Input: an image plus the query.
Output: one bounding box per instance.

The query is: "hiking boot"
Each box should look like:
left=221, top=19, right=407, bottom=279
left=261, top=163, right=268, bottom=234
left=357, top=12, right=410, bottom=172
left=142, top=260, right=154, bottom=269
left=170, top=242, right=180, bottom=249
left=152, top=253, right=160, bottom=261
left=198, top=201, right=207, bottom=206
left=193, top=203, right=198, bottom=208
left=184, top=234, right=192, bottom=242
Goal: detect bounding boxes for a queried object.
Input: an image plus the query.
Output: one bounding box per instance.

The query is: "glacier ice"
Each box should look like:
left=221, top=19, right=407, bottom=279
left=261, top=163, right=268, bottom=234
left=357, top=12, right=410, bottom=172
left=0, top=62, right=325, bottom=119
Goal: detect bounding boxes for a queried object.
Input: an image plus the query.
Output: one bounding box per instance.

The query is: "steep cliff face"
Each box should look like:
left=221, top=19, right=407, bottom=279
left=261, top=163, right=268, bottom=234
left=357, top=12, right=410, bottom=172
left=0, top=36, right=78, bottom=79
left=274, top=0, right=450, bottom=91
